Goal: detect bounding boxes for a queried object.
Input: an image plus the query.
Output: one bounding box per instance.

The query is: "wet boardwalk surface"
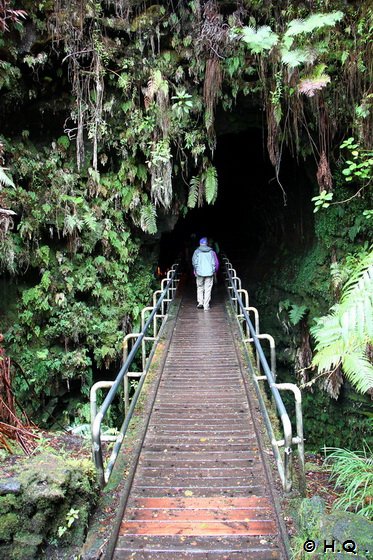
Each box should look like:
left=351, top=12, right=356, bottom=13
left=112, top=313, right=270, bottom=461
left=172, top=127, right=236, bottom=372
left=112, top=286, right=288, bottom=559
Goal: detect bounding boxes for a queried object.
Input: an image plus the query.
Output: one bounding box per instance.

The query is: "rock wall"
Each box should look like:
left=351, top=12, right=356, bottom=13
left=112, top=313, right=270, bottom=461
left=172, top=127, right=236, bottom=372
left=0, top=452, right=98, bottom=560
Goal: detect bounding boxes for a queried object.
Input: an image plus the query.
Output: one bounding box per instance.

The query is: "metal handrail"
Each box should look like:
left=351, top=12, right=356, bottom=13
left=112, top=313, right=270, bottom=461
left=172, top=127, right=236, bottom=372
left=91, top=264, right=179, bottom=487
left=223, top=257, right=305, bottom=493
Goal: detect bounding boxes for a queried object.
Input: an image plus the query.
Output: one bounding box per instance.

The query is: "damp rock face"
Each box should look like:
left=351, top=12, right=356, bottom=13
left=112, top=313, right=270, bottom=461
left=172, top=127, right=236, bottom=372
left=0, top=453, right=98, bottom=560
left=320, top=511, right=373, bottom=560
left=295, top=497, right=373, bottom=560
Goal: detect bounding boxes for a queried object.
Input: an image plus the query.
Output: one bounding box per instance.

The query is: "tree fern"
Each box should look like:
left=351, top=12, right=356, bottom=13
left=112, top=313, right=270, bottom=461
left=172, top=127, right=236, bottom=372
left=311, top=248, right=373, bottom=395
left=284, top=11, right=344, bottom=37
left=280, top=47, right=313, bottom=68
left=203, top=165, right=218, bottom=205
left=241, top=25, right=278, bottom=54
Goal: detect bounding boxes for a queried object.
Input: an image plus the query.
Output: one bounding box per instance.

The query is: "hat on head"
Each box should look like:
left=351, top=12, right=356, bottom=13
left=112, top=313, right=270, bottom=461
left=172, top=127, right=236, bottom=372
left=199, top=237, right=208, bottom=245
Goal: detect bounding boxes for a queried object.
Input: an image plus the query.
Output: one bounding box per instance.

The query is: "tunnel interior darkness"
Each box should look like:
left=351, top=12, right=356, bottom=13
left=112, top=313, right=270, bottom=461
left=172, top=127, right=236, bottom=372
left=159, top=125, right=315, bottom=282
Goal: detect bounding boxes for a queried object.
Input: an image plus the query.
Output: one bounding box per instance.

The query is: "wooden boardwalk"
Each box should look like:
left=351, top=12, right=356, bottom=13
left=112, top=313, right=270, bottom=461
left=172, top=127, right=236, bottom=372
left=111, top=287, right=289, bottom=559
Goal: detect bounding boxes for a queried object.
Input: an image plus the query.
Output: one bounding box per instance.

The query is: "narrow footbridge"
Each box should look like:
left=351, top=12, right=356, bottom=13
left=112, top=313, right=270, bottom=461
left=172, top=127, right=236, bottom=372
left=90, top=259, right=305, bottom=560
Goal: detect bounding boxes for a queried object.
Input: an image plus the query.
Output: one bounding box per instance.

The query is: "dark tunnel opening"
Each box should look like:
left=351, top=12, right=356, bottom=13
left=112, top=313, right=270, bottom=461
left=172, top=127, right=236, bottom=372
left=159, top=126, right=315, bottom=286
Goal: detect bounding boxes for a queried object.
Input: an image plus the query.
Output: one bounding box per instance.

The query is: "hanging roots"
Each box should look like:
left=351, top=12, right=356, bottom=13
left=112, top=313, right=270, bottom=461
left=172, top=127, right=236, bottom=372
left=316, top=150, right=333, bottom=192
left=0, top=336, right=38, bottom=454
left=197, top=0, right=228, bottom=59
left=266, top=102, right=280, bottom=168
left=203, top=57, right=222, bottom=141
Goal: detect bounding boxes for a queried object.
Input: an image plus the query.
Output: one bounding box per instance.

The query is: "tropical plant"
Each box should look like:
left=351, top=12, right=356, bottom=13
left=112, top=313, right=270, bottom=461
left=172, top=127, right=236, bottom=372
left=278, top=300, right=308, bottom=326
left=187, top=164, right=218, bottom=208
left=312, top=190, right=334, bottom=213
left=340, top=137, right=373, bottom=185
left=311, top=248, right=373, bottom=396
left=325, top=446, right=373, bottom=518
left=235, top=10, right=344, bottom=74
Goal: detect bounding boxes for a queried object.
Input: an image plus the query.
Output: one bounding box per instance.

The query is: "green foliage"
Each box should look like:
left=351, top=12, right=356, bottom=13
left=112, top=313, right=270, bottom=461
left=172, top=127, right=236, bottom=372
left=325, top=446, right=373, bottom=518
left=239, top=25, right=279, bottom=54
left=311, top=249, right=373, bottom=395
left=284, top=11, right=344, bottom=37
left=171, top=88, right=194, bottom=117
left=312, top=190, right=334, bottom=213
left=340, top=137, right=373, bottom=184
left=57, top=507, right=80, bottom=538
left=187, top=175, right=200, bottom=208
left=278, top=300, right=308, bottom=326
left=203, top=165, right=218, bottom=205
left=0, top=142, right=158, bottom=424
left=187, top=165, right=217, bottom=207
left=140, top=203, right=157, bottom=234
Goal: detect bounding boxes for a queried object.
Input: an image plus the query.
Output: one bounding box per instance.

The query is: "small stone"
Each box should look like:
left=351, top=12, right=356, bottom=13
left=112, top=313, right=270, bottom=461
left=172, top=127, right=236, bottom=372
left=0, top=479, right=21, bottom=496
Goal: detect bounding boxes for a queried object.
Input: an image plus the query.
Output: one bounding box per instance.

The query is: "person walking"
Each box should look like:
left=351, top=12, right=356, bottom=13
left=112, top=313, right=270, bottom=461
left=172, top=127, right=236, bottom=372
left=192, top=237, right=218, bottom=310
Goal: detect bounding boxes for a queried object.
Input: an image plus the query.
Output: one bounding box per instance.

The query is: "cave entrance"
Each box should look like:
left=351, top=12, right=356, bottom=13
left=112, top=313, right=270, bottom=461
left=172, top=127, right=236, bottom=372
left=159, top=125, right=315, bottom=284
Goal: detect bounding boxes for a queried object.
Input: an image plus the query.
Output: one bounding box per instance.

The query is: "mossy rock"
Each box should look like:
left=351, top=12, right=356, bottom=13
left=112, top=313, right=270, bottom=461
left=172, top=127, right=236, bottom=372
left=296, top=495, right=326, bottom=534
left=0, top=494, right=19, bottom=515
left=28, top=511, right=48, bottom=534
left=0, top=512, right=19, bottom=542
left=320, top=511, right=373, bottom=560
left=18, top=455, right=69, bottom=507
left=11, top=532, right=43, bottom=560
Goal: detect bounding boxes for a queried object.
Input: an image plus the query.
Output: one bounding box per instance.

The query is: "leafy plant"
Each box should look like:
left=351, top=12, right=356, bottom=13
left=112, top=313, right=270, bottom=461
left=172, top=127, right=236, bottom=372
left=171, top=88, right=194, bottom=117
left=239, top=25, right=278, bottom=54
left=311, top=248, right=373, bottom=395
left=187, top=164, right=218, bottom=208
left=187, top=175, right=201, bottom=208
left=0, top=1, right=27, bottom=32
left=57, top=507, right=80, bottom=538
left=325, top=446, right=373, bottom=518
left=311, top=190, right=334, bottom=213
left=203, top=165, right=218, bottom=205
left=340, top=137, right=373, bottom=184
left=278, top=299, right=308, bottom=326
left=284, top=11, right=344, bottom=37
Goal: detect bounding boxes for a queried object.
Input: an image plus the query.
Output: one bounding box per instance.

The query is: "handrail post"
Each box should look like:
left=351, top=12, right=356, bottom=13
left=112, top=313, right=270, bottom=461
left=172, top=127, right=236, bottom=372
left=223, top=255, right=304, bottom=494
left=90, top=263, right=179, bottom=486
left=276, top=382, right=306, bottom=495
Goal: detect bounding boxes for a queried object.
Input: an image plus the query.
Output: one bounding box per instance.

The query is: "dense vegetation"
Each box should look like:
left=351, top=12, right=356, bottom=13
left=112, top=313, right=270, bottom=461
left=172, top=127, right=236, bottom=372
left=0, top=1, right=372, bottom=442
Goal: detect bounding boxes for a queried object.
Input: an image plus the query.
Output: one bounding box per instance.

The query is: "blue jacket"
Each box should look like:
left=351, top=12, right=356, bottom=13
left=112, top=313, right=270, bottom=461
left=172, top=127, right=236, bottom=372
left=192, top=245, right=216, bottom=277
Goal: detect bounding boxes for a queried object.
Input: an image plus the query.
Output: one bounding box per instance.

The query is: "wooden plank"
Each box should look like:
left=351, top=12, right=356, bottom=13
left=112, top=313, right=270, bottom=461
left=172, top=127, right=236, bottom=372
left=127, top=497, right=272, bottom=509
left=125, top=509, right=274, bottom=522
left=120, top=520, right=277, bottom=536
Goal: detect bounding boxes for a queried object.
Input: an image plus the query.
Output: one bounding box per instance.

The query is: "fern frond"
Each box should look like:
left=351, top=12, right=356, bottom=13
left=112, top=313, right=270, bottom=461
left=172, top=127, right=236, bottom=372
left=241, top=25, right=278, bottom=54
left=0, top=167, right=15, bottom=188
left=285, top=11, right=343, bottom=36
left=280, top=48, right=313, bottom=68
left=342, top=251, right=373, bottom=303
left=289, top=304, right=308, bottom=325
left=312, top=339, right=345, bottom=373
left=312, top=248, right=373, bottom=394
left=187, top=176, right=200, bottom=208
left=342, top=353, right=373, bottom=394
left=203, top=165, right=218, bottom=205
left=140, top=203, right=157, bottom=234
left=63, top=213, right=83, bottom=235
left=83, top=212, right=98, bottom=232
